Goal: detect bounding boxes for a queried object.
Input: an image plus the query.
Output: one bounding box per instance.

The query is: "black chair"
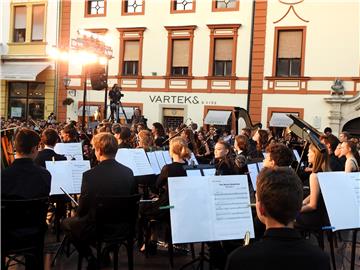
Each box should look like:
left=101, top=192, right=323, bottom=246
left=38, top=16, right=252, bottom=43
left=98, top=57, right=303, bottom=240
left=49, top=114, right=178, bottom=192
left=77, top=194, right=141, bottom=270
left=1, top=197, right=49, bottom=270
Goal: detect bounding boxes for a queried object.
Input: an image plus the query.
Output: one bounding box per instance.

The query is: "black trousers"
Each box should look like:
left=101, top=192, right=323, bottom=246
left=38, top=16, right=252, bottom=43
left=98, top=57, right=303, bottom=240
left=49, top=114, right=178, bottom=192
left=62, top=217, right=95, bottom=259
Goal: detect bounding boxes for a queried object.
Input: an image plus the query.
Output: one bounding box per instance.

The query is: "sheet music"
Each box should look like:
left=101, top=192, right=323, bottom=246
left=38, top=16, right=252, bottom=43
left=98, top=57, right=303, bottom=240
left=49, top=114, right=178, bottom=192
left=162, top=151, right=172, bottom=164
left=247, top=163, right=259, bottom=191
left=168, top=175, right=254, bottom=244
left=147, top=152, right=161, bottom=175
left=155, top=151, right=166, bottom=169
left=54, top=143, right=83, bottom=160
left=187, top=152, right=199, bottom=166
left=46, top=160, right=90, bottom=195
left=186, top=169, right=202, bottom=176
left=209, top=176, right=254, bottom=240
left=203, top=168, right=216, bottom=176
left=293, top=149, right=301, bottom=162
left=317, top=172, right=360, bottom=231
left=115, top=148, right=154, bottom=176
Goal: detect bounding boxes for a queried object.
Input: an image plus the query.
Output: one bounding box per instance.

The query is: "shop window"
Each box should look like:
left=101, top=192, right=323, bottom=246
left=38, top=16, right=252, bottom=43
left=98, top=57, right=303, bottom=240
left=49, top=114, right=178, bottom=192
left=8, top=82, right=45, bottom=119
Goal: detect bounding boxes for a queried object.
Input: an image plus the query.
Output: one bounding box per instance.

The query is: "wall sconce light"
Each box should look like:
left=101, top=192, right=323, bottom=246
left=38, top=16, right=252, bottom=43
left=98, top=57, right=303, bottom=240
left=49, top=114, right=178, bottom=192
left=63, top=75, right=76, bottom=96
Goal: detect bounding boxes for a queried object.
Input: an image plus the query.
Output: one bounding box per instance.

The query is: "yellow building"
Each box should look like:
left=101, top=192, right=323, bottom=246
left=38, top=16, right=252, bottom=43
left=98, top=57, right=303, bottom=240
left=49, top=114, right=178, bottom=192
left=0, top=0, right=60, bottom=120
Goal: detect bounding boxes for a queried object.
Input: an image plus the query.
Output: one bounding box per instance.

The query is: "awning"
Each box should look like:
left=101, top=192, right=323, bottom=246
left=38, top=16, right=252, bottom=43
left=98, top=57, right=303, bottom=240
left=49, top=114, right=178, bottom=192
left=0, top=62, right=51, bottom=81
left=269, top=113, right=294, bottom=127
left=204, top=110, right=231, bottom=125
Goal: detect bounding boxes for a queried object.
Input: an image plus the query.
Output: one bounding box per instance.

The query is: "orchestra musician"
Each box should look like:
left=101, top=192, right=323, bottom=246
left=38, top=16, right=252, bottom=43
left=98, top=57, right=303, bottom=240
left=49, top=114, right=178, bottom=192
left=2, top=128, right=51, bottom=270
left=139, top=137, right=190, bottom=253
left=62, top=133, right=136, bottom=269
left=225, top=167, right=330, bottom=270
left=34, top=128, right=66, bottom=167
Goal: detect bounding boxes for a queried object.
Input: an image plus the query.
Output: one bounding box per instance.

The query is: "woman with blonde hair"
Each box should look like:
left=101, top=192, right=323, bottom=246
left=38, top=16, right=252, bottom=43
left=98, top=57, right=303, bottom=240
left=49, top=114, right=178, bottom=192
left=139, top=137, right=190, bottom=253
left=340, top=141, right=360, bottom=172
left=297, top=143, right=330, bottom=227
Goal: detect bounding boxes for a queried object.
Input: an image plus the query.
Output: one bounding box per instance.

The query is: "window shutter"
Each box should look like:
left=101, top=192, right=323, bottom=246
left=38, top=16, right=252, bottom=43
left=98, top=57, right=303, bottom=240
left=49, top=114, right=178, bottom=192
left=278, top=31, right=302, bottom=58
left=214, top=39, right=233, bottom=61
left=14, top=6, right=27, bottom=29
left=32, top=5, right=45, bottom=41
left=124, top=40, right=139, bottom=61
left=172, top=39, right=190, bottom=67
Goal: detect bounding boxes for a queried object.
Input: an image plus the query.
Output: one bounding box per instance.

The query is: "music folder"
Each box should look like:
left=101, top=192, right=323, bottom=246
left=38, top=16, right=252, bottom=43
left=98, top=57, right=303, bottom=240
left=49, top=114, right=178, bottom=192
left=168, top=175, right=254, bottom=244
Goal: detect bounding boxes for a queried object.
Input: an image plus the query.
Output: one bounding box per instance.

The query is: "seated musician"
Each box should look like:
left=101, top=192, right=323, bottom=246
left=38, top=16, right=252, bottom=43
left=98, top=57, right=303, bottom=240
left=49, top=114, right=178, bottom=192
left=296, top=143, right=330, bottom=228
left=60, top=124, right=79, bottom=143
left=35, top=128, right=66, bottom=167
left=2, top=128, right=51, bottom=199
left=212, top=140, right=236, bottom=175
left=225, top=167, right=330, bottom=270
left=2, top=128, right=51, bottom=270
left=263, top=143, right=293, bottom=168
left=320, top=134, right=345, bottom=171
left=62, top=133, right=136, bottom=269
left=139, top=137, right=189, bottom=253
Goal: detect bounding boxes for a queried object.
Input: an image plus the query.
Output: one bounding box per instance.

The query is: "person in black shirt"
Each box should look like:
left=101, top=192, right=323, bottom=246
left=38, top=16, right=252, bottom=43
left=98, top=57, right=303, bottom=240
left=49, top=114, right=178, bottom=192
left=2, top=128, right=51, bottom=270
left=320, top=134, right=344, bottom=171
left=139, top=137, right=189, bottom=252
left=62, top=133, right=136, bottom=269
left=225, top=167, right=330, bottom=270
left=152, top=122, right=167, bottom=148
left=35, top=128, right=66, bottom=167
left=212, top=140, right=236, bottom=175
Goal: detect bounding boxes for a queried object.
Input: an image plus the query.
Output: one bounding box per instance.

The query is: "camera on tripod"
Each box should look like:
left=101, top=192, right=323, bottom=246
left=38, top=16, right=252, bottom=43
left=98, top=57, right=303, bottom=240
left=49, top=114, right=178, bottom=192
left=109, top=84, right=124, bottom=104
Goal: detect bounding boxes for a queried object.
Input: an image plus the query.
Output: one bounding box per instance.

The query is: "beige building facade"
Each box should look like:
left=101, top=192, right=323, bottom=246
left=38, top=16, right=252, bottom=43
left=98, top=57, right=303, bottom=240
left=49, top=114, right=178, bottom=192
left=0, top=0, right=60, bottom=120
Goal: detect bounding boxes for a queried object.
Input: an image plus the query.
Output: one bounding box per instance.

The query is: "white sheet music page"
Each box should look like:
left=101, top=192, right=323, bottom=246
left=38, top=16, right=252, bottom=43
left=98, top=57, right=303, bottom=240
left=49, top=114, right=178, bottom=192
left=46, top=160, right=90, bottom=195
left=168, top=175, right=254, bottom=244
left=187, top=152, right=199, bottom=166
left=317, top=172, right=360, bottom=231
left=209, top=175, right=254, bottom=241
left=54, top=143, right=83, bottom=160
left=162, top=151, right=173, bottom=164
left=203, top=168, right=216, bottom=176
left=147, top=152, right=161, bottom=175
left=115, top=148, right=154, bottom=176
left=155, top=151, right=166, bottom=170
left=247, top=163, right=259, bottom=191
left=186, top=169, right=202, bottom=176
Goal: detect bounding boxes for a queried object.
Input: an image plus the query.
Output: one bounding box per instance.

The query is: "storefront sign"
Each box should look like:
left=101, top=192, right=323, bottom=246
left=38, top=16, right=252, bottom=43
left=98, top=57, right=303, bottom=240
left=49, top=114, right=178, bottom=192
left=149, top=95, right=217, bottom=105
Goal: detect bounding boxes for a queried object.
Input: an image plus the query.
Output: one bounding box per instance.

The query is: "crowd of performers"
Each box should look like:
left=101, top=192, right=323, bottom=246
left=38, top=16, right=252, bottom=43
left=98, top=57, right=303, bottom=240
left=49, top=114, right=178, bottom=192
left=1, top=112, right=360, bottom=270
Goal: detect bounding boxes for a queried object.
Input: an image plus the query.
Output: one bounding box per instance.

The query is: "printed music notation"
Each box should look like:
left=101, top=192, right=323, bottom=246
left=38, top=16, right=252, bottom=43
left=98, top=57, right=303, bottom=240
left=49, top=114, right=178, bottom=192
left=168, top=175, right=254, bottom=244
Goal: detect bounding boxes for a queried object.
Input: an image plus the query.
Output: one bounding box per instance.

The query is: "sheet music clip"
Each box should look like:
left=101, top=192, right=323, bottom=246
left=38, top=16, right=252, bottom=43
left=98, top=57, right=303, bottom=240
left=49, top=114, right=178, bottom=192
left=243, top=231, right=251, bottom=246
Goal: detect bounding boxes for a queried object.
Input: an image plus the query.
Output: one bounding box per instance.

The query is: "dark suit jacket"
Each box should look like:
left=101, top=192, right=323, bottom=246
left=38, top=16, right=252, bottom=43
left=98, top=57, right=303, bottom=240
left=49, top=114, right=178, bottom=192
left=68, top=159, right=136, bottom=240
left=34, top=148, right=67, bottom=168
left=225, top=228, right=330, bottom=270
left=1, top=158, right=51, bottom=199
left=77, top=159, right=136, bottom=219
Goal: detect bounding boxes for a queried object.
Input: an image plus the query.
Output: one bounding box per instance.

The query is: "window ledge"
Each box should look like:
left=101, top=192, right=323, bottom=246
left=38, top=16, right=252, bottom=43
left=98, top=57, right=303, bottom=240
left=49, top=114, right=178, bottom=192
left=119, top=75, right=143, bottom=79
left=163, top=75, right=194, bottom=79
left=265, top=76, right=310, bottom=81
left=8, top=41, right=47, bottom=46
left=205, top=76, right=237, bottom=80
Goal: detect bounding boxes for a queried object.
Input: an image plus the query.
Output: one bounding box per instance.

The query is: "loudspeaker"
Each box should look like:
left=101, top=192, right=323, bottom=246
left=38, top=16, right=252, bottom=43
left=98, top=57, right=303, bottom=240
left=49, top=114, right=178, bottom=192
left=89, top=64, right=107, bottom=90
